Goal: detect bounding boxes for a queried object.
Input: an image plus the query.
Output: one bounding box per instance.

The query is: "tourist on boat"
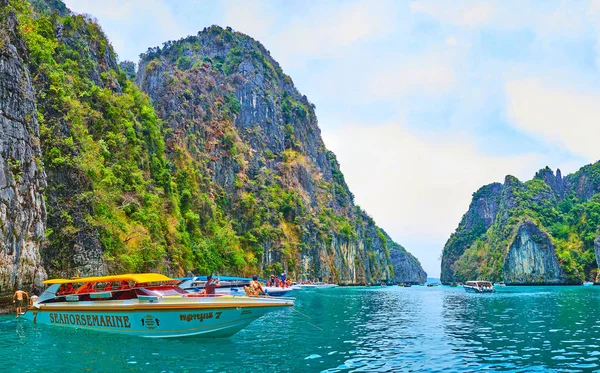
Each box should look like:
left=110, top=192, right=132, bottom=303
left=118, top=280, right=130, bottom=290
left=250, top=275, right=265, bottom=295
left=31, top=284, right=41, bottom=297
left=65, top=283, right=75, bottom=294
left=13, top=289, right=28, bottom=318
left=268, top=275, right=276, bottom=287
left=203, top=275, right=220, bottom=295
left=104, top=282, right=113, bottom=291
left=281, top=271, right=286, bottom=284
left=76, top=282, right=95, bottom=294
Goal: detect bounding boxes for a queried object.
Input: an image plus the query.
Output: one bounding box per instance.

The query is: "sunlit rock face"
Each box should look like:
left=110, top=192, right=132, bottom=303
left=136, top=26, right=426, bottom=283
left=502, top=220, right=566, bottom=285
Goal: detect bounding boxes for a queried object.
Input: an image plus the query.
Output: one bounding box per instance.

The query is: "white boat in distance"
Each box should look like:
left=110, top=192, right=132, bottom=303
left=300, top=283, right=338, bottom=289
left=22, top=273, right=294, bottom=338
left=263, top=286, right=297, bottom=297
left=464, top=281, right=496, bottom=293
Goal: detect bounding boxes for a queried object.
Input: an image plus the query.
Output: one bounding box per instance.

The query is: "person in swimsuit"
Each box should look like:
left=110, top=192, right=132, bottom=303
left=13, top=290, right=29, bottom=318
left=250, top=275, right=265, bottom=295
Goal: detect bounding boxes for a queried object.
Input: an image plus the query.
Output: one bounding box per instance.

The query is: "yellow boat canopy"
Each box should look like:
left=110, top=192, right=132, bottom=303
left=43, top=273, right=176, bottom=285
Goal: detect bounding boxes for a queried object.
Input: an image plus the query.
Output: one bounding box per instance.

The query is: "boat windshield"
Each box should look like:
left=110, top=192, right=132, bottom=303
left=140, top=285, right=187, bottom=297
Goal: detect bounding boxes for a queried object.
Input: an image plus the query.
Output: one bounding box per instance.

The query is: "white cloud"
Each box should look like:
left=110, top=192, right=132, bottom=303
left=505, top=78, right=600, bottom=160
left=446, top=36, right=457, bottom=46
left=63, top=0, right=187, bottom=61
left=222, top=1, right=276, bottom=41
left=410, top=0, right=495, bottom=27
left=269, top=0, right=397, bottom=66
left=323, top=122, right=546, bottom=276
left=367, top=62, right=456, bottom=99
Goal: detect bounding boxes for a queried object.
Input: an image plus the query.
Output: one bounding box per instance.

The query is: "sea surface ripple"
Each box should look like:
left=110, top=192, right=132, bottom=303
left=2, top=286, right=600, bottom=372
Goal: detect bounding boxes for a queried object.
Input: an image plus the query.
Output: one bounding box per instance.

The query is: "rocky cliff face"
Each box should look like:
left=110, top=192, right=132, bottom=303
left=440, top=183, right=502, bottom=283
left=135, top=26, right=425, bottom=283
left=1, top=2, right=425, bottom=284
left=502, top=220, right=566, bottom=284
left=388, top=237, right=427, bottom=284
left=0, top=0, right=47, bottom=291
left=442, top=165, right=600, bottom=284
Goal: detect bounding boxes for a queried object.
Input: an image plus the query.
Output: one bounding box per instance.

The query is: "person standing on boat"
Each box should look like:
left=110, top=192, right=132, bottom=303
left=13, top=289, right=29, bottom=318
left=203, top=275, right=220, bottom=295
left=30, top=284, right=41, bottom=305
left=281, top=272, right=286, bottom=287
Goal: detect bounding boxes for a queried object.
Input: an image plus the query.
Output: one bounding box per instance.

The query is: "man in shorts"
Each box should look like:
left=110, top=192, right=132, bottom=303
left=13, top=289, right=29, bottom=318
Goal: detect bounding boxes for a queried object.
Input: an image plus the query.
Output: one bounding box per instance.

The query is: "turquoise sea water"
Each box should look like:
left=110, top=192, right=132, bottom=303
left=2, top=286, right=600, bottom=372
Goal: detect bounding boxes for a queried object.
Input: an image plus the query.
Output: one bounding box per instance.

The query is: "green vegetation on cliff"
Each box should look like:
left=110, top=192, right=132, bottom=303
left=442, top=165, right=600, bottom=284
left=5, top=0, right=426, bottom=284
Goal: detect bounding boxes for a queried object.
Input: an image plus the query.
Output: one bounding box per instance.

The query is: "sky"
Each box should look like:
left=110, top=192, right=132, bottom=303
left=63, top=0, right=600, bottom=278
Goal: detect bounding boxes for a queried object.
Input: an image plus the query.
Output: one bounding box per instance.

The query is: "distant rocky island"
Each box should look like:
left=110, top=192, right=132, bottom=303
left=441, top=164, right=600, bottom=285
left=0, top=0, right=425, bottom=296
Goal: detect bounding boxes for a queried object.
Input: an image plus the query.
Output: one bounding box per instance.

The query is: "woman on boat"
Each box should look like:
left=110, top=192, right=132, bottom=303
left=250, top=275, right=265, bottom=295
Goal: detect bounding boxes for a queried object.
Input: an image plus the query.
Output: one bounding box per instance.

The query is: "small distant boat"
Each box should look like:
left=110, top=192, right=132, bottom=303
left=583, top=281, right=594, bottom=286
left=464, top=281, right=496, bottom=293
left=381, top=282, right=387, bottom=287
left=494, top=282, right=506, bottom=287
left=427, top=283, right=434, bottom=287
left=404, top=283, right=412, bottom=288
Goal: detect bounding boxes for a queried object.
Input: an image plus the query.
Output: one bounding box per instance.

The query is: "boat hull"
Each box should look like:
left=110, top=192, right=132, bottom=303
left=264, top=287, right=296, bottom=297
left=22, top=298, right=292, bottom=338
left=464, top=285, right=496, bottom=293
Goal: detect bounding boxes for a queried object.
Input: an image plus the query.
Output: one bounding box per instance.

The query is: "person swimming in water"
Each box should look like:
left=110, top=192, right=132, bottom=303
left=13, top=289, right=29, bottom=318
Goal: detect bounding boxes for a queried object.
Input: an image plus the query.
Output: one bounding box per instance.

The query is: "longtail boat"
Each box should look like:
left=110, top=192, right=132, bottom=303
left=22, top=273, right=294, bottom=338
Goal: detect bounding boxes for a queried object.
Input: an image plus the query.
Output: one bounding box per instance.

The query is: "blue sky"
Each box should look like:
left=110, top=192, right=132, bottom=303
left=64, top=0, right=600, bottom=277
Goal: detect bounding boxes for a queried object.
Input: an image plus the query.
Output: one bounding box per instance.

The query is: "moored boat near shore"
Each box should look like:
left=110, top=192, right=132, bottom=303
left=22, top=274, right=294, bottom=338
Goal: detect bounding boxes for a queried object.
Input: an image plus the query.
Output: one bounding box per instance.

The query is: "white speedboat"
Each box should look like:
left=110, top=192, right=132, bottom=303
left=583, top=281, right=594, bottom=286
left=22, top=273, right=293, bottom=338
left=177, top=276, right=250, bottom=295
left=464, top=281, right=496, bottom=293
left=300, top=282, right=338, bottom=289
left=178, top=277, right=297, bottom=297
left=263, top=286, right=297, bottom=297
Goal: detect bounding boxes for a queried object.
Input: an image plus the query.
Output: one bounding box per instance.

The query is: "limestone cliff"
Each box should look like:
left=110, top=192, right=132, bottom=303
left=388, top=237, right=427, bottom=284
left=135, top=26, right=425, bottom=283
left=0, top=0, right=47, bottom=291
left=0, top=2, right=425, bottom=284
left=442, top=165, right=600, bottom=284
left=502, top=220, right=566, bottom=285
left=440, top=183, right=502, bottom=283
